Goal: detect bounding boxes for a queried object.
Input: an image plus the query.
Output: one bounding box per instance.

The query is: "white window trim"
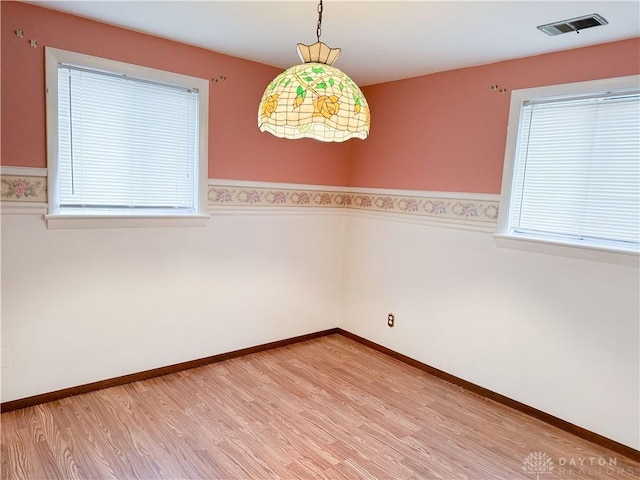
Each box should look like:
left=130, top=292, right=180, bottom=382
left=495, top=75, right=640, bottom=267
left=44, top=47, right=209, bottom=229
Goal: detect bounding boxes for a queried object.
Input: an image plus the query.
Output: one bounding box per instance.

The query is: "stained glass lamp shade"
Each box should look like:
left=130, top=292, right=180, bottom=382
left=258, top=42, right=370, bottom=142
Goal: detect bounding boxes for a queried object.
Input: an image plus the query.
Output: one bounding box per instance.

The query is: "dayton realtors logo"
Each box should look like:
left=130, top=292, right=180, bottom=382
left=522, top=451, right=639, bottom=478
left=522, top=451, right=554, bottom=479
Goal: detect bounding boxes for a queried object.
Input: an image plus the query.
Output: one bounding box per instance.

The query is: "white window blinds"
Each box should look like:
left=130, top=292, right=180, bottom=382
left=57, top=64, right=199, bottom=214
left=509, top=90, right=640, bottom=251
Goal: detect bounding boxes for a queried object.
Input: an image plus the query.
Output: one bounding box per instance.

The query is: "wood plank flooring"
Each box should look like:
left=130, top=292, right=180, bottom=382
left=2, top=334, right=639, bottom=479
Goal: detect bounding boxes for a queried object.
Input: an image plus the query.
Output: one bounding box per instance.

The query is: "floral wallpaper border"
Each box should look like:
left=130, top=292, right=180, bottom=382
left=209, top=185, right=499, bottom=224
left=1, top=175, right=47, bottom=202
left=0, top=173, right=499, bottom=225
left=208, top=185, right=349, bottom=209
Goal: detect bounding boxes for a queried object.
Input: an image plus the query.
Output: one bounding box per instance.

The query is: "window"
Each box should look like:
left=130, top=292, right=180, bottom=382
left=45, top=48, right=209, bottom=228
left=496, top=76, right=639, bottom=266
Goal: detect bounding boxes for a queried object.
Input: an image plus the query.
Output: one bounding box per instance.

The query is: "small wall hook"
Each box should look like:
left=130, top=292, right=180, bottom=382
left=211, top=75, right=227, bottom=83
left=29, top=39, right=38, bottom=48
left=15, top=30, right=24, bottom=38
left=491, top=84, right=507, bottom=94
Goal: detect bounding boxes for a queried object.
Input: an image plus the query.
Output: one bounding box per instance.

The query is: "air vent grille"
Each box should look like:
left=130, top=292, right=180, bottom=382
left=537, top=14, right=608, bottom=36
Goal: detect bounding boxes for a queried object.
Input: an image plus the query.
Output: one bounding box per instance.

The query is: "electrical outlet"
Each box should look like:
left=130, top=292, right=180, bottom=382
left=387, top=313, right=395, bottom=328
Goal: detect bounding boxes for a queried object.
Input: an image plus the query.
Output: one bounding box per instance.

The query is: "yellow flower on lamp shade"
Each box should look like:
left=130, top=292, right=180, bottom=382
left=258, top=42, right=370, bottom=142
left=262, top=94, right=279, bottom=118
left=293, top=95, right=304, bottom=109
left=314, top=95, right=340, bottom=119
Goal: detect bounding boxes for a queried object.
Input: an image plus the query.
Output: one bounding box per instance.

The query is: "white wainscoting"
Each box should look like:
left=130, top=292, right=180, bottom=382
left=2, top=172, right=638, bottom=450
left=0, top=208, right=347, bottom=402
left=341, top=214, right=640, bottom=450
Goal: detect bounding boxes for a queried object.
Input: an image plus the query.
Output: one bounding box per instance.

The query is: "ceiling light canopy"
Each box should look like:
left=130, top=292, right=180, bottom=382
left=258, top=0, right=370, bottom=142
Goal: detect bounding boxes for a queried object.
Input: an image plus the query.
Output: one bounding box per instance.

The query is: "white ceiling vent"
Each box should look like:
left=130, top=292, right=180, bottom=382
left=537, top=14, right=608, bottom=36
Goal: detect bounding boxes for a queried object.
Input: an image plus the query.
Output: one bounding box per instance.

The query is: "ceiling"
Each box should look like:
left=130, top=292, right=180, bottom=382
left=25, top=1, right=640, bottom=86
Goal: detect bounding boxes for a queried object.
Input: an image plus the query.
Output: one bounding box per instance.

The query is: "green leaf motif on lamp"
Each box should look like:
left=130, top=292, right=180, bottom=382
left=293, top=85, right=307, bottom=109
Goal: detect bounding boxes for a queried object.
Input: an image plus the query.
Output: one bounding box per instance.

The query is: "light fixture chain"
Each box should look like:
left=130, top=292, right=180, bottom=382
left=316, top=0, right=323, bottom=42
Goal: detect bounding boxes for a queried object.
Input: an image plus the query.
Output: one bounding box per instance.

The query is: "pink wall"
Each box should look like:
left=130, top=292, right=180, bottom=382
left=3, top=3, right=638, bottom=193
left=0, top=2, right=351, bottom=186
left=351, top=38, right=640, bottom=193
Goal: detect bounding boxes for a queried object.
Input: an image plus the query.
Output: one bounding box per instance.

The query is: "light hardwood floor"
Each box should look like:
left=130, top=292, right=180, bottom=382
left=1, top=334, right=638, bottom=479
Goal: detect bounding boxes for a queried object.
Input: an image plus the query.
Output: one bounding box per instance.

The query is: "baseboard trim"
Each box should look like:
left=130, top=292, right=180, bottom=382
left=2, top=326, right=637, bottom=461
left=336, top=328, right=640, bottom=462
left=0, top=328, right=339, bottom=414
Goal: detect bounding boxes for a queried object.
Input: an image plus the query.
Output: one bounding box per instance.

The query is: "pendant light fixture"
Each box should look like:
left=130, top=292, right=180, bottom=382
left=258, top=0, right=370, bottom=142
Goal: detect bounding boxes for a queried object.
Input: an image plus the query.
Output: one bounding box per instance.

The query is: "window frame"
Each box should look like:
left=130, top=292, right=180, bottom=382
left=45, top=47, right=209, bottom=229
left=495, top=75, right=640, bottom=267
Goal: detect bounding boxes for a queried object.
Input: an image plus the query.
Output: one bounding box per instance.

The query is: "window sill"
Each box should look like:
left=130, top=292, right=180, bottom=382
left=45, top=214, right=210, bottom=229
left=493, top=233, right=639, bottom=267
